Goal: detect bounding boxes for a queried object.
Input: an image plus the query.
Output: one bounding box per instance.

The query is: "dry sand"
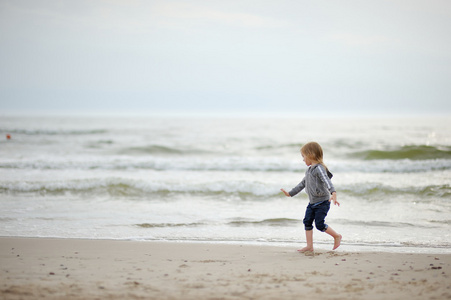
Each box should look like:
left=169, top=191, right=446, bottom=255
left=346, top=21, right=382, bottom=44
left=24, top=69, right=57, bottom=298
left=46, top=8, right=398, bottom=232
left=0, top=237, right=450, bottom=300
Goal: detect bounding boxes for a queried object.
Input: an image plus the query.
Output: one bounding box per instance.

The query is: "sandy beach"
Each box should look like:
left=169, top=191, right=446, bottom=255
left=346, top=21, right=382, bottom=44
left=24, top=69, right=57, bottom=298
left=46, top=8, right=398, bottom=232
left=0, top=238, right=450, bottom=299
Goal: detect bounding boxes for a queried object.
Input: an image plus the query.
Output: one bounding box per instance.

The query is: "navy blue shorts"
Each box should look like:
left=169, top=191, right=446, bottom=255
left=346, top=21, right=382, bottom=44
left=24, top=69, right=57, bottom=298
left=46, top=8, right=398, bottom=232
left=303, top=200, right=330, bottom=232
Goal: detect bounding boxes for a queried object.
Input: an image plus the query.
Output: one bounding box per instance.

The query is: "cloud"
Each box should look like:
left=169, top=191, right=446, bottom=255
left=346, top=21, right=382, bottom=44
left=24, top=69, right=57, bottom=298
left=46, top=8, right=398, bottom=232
left=1, top=0, right=450, bottom=115
left=154, top=3, right=290, bottom=29
left=331, top=33, right=396, bottom=48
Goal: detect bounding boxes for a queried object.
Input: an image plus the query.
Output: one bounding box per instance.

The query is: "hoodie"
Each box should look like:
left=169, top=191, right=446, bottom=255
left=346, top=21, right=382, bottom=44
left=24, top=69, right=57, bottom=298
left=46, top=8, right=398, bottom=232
left=288, top=164, right=336, bottom=204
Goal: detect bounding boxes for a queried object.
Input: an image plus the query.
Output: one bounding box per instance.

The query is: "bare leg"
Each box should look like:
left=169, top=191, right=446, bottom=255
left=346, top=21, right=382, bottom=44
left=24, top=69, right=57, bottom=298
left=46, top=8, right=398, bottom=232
left=298, top=230, right=314, bottom=252
left=325, top=227, right=342, bottom=250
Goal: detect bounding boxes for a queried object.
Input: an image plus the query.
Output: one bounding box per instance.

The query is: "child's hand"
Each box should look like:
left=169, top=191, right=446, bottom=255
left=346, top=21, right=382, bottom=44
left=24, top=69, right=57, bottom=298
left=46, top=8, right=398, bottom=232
left=330, top=192, right=340, bottom=206
left=280, top=189, right=291, bottom=197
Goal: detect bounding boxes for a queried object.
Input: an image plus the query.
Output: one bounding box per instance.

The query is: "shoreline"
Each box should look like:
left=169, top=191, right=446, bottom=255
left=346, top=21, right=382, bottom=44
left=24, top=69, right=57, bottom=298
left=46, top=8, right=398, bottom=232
left=1, top=237, right=450, bottom=299
left=1, top=235, right=450, bottom=255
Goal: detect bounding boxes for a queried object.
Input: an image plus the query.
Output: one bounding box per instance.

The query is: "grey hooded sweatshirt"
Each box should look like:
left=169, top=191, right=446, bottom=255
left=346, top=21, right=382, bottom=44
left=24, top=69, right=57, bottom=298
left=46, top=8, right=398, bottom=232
left=288, top=164, right=336, bottom=204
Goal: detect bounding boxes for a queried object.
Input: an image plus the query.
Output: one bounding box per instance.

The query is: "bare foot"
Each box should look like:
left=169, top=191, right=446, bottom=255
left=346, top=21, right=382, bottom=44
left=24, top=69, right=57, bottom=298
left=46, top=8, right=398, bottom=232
left=333, top=234, right=342, bottom=250
left=297, top=246, right=314, bottom=253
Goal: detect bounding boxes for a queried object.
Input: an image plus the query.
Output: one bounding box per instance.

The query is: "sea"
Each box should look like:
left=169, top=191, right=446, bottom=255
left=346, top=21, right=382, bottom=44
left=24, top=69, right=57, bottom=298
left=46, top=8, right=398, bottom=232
left=1, top=114, right=450, bottom=254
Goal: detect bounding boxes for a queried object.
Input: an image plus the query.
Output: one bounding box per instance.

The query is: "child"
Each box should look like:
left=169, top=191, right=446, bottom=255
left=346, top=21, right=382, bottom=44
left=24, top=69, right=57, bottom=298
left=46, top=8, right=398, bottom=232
left=281, top=142, right=342, bottom=252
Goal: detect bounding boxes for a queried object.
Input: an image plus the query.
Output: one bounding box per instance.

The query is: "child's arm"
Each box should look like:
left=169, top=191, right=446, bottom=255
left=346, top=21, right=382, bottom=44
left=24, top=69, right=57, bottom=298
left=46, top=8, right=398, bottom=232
left=281, top=179, right=305, bottom=197
left=330, top=192, right=340, bottom=206
left=280, top=189, right=291, bottom=197
left=316, top=165, right=340, bottom=206
left=316, top=165, right=335, bottom=193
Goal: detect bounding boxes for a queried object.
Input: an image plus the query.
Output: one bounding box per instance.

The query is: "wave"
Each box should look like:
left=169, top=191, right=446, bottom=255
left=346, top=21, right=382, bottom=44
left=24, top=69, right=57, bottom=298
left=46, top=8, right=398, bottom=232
left=136, top=222, right=204, bottom=228
left=0, top=157, right=295, bottom=172
left=0, top=178, right=277, bottom=198
left=255, top=143, right=301, bottom=151
left=1, top=157, right=450, bottom=173
left=134, top=218, right=301, bottom=229
left=351, top=145, right=451, bottom=160
left=333, top=219, right=419, bottom=228
left=118, top=145, right=209, bottom=156
left=1, top=178, right=450, bottom=199
left=341, top=183, right=451, bottom=198
left=135, top=218, right=434, bottom=230
left=2, top=128, right=108, bottom=135
left=228, top=218, right=299, bottom=227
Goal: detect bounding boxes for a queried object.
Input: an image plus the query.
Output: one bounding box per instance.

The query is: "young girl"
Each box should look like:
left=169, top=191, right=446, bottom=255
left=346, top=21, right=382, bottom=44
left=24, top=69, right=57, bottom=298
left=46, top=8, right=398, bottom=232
left=281, top=142, right=342, bottom=252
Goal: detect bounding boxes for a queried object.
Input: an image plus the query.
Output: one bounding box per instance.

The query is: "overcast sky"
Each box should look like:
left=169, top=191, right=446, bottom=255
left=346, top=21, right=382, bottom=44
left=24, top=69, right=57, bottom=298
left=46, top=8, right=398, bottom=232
left=1, top=0, right=450, bottom=116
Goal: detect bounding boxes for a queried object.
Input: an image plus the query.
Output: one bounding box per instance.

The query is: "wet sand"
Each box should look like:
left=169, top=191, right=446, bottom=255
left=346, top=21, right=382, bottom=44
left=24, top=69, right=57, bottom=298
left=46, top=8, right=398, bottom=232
left=1, top=237, right=450, bottom=299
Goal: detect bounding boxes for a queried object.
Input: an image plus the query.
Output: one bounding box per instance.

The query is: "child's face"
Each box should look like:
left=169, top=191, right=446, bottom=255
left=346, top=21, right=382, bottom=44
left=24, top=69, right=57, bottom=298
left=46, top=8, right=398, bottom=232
left=302, top=153, right=313, bottom=166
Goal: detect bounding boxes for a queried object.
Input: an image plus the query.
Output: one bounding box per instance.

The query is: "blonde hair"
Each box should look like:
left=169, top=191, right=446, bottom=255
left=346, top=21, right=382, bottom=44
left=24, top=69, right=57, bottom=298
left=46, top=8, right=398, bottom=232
left=301, top=142, right=328, bottom=170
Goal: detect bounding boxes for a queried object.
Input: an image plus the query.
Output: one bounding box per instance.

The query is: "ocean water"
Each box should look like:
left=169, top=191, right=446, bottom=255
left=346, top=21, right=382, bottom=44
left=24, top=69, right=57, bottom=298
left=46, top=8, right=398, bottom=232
left=1, top=115, right=450, bottom=253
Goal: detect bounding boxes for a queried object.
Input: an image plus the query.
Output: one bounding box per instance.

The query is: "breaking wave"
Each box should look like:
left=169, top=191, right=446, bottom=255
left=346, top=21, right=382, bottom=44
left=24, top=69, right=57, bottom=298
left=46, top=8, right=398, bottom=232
left=341, top=183, right=451, bottom=198
left=2, top=128, right=107, bottom=135
left=228, top=218, right=299, bottom=227
left=0, top=178, right=277, bottom=198
left=118, top=145, right=210, bottom=155
left=1, top=178, right=449, bottom=199
left=351, top=145, right=451, bottom=160
left=1, top=157, right=450, bottom=173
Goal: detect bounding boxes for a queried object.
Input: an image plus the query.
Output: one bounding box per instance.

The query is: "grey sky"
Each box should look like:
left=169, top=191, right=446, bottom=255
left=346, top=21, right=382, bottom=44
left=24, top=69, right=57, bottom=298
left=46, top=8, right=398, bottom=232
left=1, top=0, right=450, bottom=115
